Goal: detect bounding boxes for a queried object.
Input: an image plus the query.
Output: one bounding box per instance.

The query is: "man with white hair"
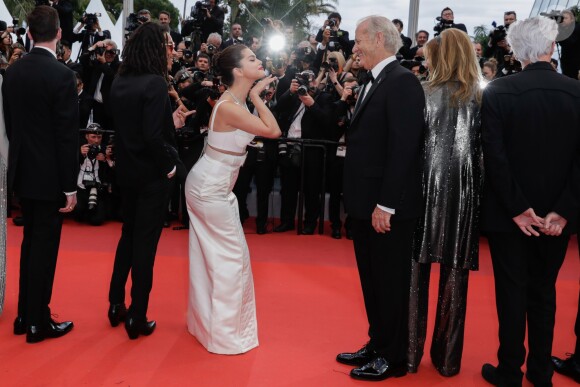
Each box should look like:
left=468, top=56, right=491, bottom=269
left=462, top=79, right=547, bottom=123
left=337, top=15, right=425, bottom=381
left=480, top=16, right=580, bottom=387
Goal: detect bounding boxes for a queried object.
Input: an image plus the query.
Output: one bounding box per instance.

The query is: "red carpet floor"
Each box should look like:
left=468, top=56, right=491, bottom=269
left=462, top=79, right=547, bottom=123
left=0, top=219, right=578, bottom=386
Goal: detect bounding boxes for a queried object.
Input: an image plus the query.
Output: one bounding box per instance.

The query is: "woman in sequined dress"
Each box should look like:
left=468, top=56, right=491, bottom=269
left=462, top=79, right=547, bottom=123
left=0, top=75, right=7, bottom=315
left=407, top=28, right=483, bottom=376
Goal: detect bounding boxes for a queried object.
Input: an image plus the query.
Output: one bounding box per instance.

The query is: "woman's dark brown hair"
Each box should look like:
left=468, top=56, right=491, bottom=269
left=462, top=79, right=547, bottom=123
left=213, top=44, right=248, bottom=87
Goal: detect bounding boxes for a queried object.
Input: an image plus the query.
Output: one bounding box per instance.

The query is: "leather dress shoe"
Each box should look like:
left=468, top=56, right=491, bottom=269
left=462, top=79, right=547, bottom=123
left=350, top=357, right=407, bottom=381
left=336, top=344, right=376, bottom=366
left=256, top=223, right=267, bottom=235
left=108, top=303, right=128, bottom=327
left=14, top=316, right=26, bottom=335
left=273, top=223, right=294, bottom=233
left=12, top=216, right=24, bottom=226
left=301, top=225, right=315, bottom=235
left=125, top=317, right=156, bottom=340
left=552, top=354, right=580, bottom=383
left=26, top=319, right=74, bottom=344
left=345, top=229, right=353, bottom=240
left=481, top=363, right=500, bottom=385
left=331, top=228, right=342, bottom=239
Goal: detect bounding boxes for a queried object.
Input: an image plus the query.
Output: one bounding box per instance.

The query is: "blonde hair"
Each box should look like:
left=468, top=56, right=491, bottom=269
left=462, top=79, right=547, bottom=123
left=425, top=28, right=482, bottom=106
left=327, top=51, right=346, bottom=73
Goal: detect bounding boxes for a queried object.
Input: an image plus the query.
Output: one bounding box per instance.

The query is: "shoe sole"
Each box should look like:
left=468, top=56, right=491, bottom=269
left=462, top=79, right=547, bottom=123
left=349, top=370, right=407, bottom=381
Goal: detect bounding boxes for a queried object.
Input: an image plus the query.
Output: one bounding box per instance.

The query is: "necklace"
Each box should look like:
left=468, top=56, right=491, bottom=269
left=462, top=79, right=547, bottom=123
left=225, top=90, right=249, bottom=111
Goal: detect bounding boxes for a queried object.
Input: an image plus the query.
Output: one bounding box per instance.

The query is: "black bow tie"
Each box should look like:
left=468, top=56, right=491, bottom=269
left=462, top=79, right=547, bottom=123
left=365, top=70, right=375, bottom=84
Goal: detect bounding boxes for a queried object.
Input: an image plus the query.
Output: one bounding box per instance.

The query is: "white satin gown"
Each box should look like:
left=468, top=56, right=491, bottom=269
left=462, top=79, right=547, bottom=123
left=185, top=100, right=258, bottom=354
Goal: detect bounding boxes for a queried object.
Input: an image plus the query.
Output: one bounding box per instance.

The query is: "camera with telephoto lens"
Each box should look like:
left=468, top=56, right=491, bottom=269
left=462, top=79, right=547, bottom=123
left=183, top=49, right=194, bottom=60
left=87, top=144, right=103, bottom=160
left=327, top=18, right=338, bottom=28
left=433, top=16, right=454, bottom=36
left=321, top=57, right=339, bottom=72
left=345, top=85, right=361, bottom=104
left=295, top=71, right=312, bottom=96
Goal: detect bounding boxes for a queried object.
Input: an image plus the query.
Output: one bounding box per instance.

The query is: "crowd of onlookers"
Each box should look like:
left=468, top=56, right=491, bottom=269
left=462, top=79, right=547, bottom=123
left=3, top=3, right=580, bottom=239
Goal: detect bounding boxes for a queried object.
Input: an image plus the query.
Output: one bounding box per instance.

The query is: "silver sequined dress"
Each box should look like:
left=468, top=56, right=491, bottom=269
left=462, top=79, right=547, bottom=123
left=413, top=83, right=483, bottom=270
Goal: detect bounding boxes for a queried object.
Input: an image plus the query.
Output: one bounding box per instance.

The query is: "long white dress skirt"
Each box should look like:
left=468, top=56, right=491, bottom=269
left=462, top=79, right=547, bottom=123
left=185, top=146, right=258, bottom=354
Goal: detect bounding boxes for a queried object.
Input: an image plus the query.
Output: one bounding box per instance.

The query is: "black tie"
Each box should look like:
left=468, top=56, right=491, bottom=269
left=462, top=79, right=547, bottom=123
left=365, top=70, right=375, bottom=84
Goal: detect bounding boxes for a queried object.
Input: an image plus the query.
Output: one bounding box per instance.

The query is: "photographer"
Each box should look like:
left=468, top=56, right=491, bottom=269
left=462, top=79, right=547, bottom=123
left=434, top=7, right=467, bottom=36
left=315, top=12, right=351, bottom=58
left=79, top=39, right=120, bottom=132
left=221, top=23, right=244, bottom=49
left=72, top=13, right=111, bottom=56
left=200, top=32, right=222, bottom=57
left=273, top=70, right=336, bottom=234
left=485, top=11, right=518, bottom=73
left=269, top=52, right=295, bottom=99
left=315, top=51, right=352, bottom=101
left=558, top=9, right=580, bottom=79
left=182, top=0, right=224, bottom=45
left=232, top=83, right=279, bottom=234
left=327, top=76, right=358, bottom=239
left=74, top=124, right=114, bottom=226
left=392, top=19, right=413, bottom=59
left=170, top=41, right=196, bottom=75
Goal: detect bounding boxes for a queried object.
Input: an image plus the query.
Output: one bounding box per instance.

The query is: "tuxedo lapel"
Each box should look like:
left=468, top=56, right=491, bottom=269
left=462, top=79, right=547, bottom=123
left=350, top=61, right=398, bottom=125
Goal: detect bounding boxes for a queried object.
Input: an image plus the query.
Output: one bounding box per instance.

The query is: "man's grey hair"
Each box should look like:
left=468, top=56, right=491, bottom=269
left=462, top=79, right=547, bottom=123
left=102, top=39, right=117, bottom=51
left=207, top=32, right=222, bottom=46
left=507, top=16, right=557, bottom=63
left=357, top=15, right=402, bottom=54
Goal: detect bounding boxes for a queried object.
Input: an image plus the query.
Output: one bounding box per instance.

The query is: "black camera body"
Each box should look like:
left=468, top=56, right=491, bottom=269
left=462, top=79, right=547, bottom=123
left=433, top=16, right=454, bottom=36
left=295, top=72, right=311, bottom=96
left=87, top=144, right=103, bottom=160
left=191, top=1, right=211, bottom=24
left=321, top=57, right=339, bottom=72
left=327, top=18, right=338, bottom=28
left=206, top=43, right=217, bottom=55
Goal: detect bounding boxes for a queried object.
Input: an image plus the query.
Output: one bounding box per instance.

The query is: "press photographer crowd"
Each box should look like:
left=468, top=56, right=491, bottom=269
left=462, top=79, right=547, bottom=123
left=1, top=2, right=579, bottom=241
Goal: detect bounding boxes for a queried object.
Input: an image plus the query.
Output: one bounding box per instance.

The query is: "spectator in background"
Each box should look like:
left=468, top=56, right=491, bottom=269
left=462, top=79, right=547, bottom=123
left=159, top=11, right=182, bottom=47
left=504, top=11, right=517, bottom=27
left=410, top=30, right=429, bottom=59
left=72, top=14, right=111, bottom=57
left=392, top=19, right=413, bottom=59
left=482, top=60, right=498, bottom=81
left=222, top=23, right=244, bottom=48
left=316, top=12, right=351, bottom=58
left=558, top=9, right=580, bottom=80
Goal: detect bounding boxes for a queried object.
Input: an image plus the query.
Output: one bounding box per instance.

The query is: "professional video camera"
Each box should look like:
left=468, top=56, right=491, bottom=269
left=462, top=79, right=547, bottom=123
left=540, top=10, right=565, bottom=23
left=191, top=1, right=211, bottom=24
left=124, top=12, right=149, bottom=38
left=433, top=16, right=454, bottom=36
left=80, top=12, right=102, bottom=31
left=489, top=21, right=508, bottom=45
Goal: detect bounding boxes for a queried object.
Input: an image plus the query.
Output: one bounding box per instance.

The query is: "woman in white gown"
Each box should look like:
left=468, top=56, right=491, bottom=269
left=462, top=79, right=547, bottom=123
left=0, top=76, right=8, bottom=316
left=185, top=44, right=281, bottom=354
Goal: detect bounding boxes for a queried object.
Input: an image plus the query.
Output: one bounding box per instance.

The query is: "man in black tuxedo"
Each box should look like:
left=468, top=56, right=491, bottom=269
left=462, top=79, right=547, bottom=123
left=337, top=16, right=425, bottom=381
left=3, top=6, right=78, bottom=343
left=480, top=16, right=580, bottom=387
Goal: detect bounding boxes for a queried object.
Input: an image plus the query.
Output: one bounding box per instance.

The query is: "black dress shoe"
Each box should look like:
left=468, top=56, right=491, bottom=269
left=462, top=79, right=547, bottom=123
left=14, top=316, right=26, bottom=335
left=345, top=229, right=353, bottom=240
left=12, top=216, right=24, bottom=226
left=336, top=344, right=376, bottom=366
left=108, top=303, right=128, bottom=327
left=552, top=354, right=580, bottom=383
left=350, top=357, right=407, bottom=381
left=273, top=223, right=294, bottom=233
left=481, top=363, right=500, bottom=385
left=256, top=223, right=267, bottom=235
left=26, top=319, right=74, bottom=344
left=301, top=225, right=315, bottom=235
left=125, top=317, right=156, bottom=340
left=163, top=220, right=170, bottom=228
left=331, top=228, right=342, bottom=239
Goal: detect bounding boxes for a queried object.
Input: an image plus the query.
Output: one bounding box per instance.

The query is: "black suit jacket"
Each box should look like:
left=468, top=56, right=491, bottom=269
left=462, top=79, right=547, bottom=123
left=481, top=62, right=580, bottom=233
left=275, top=90, right=335, bottom=140
left=343, top=60, right=425, bottom=220
left=3, top=48, right=79, bottom=200
left=110, top=73, right=177, bottom=187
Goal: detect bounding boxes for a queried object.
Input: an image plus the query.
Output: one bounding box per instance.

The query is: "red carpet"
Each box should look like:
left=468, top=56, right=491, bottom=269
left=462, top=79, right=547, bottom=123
left=0, top=219, right=577, bottom=386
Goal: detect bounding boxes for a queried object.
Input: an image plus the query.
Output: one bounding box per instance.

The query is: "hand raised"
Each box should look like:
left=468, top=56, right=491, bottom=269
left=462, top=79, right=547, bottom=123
left=250, top=75, right=277, bottom=98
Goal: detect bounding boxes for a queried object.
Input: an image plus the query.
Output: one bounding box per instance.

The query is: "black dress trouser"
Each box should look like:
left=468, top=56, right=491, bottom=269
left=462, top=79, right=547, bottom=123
left=487, top=232, right=569, bottom=386
left=351, top=217, right=417, bottom=365
left=109, top=178, right=170, bottom=320
left=18, top=198, right=63, bottom=326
